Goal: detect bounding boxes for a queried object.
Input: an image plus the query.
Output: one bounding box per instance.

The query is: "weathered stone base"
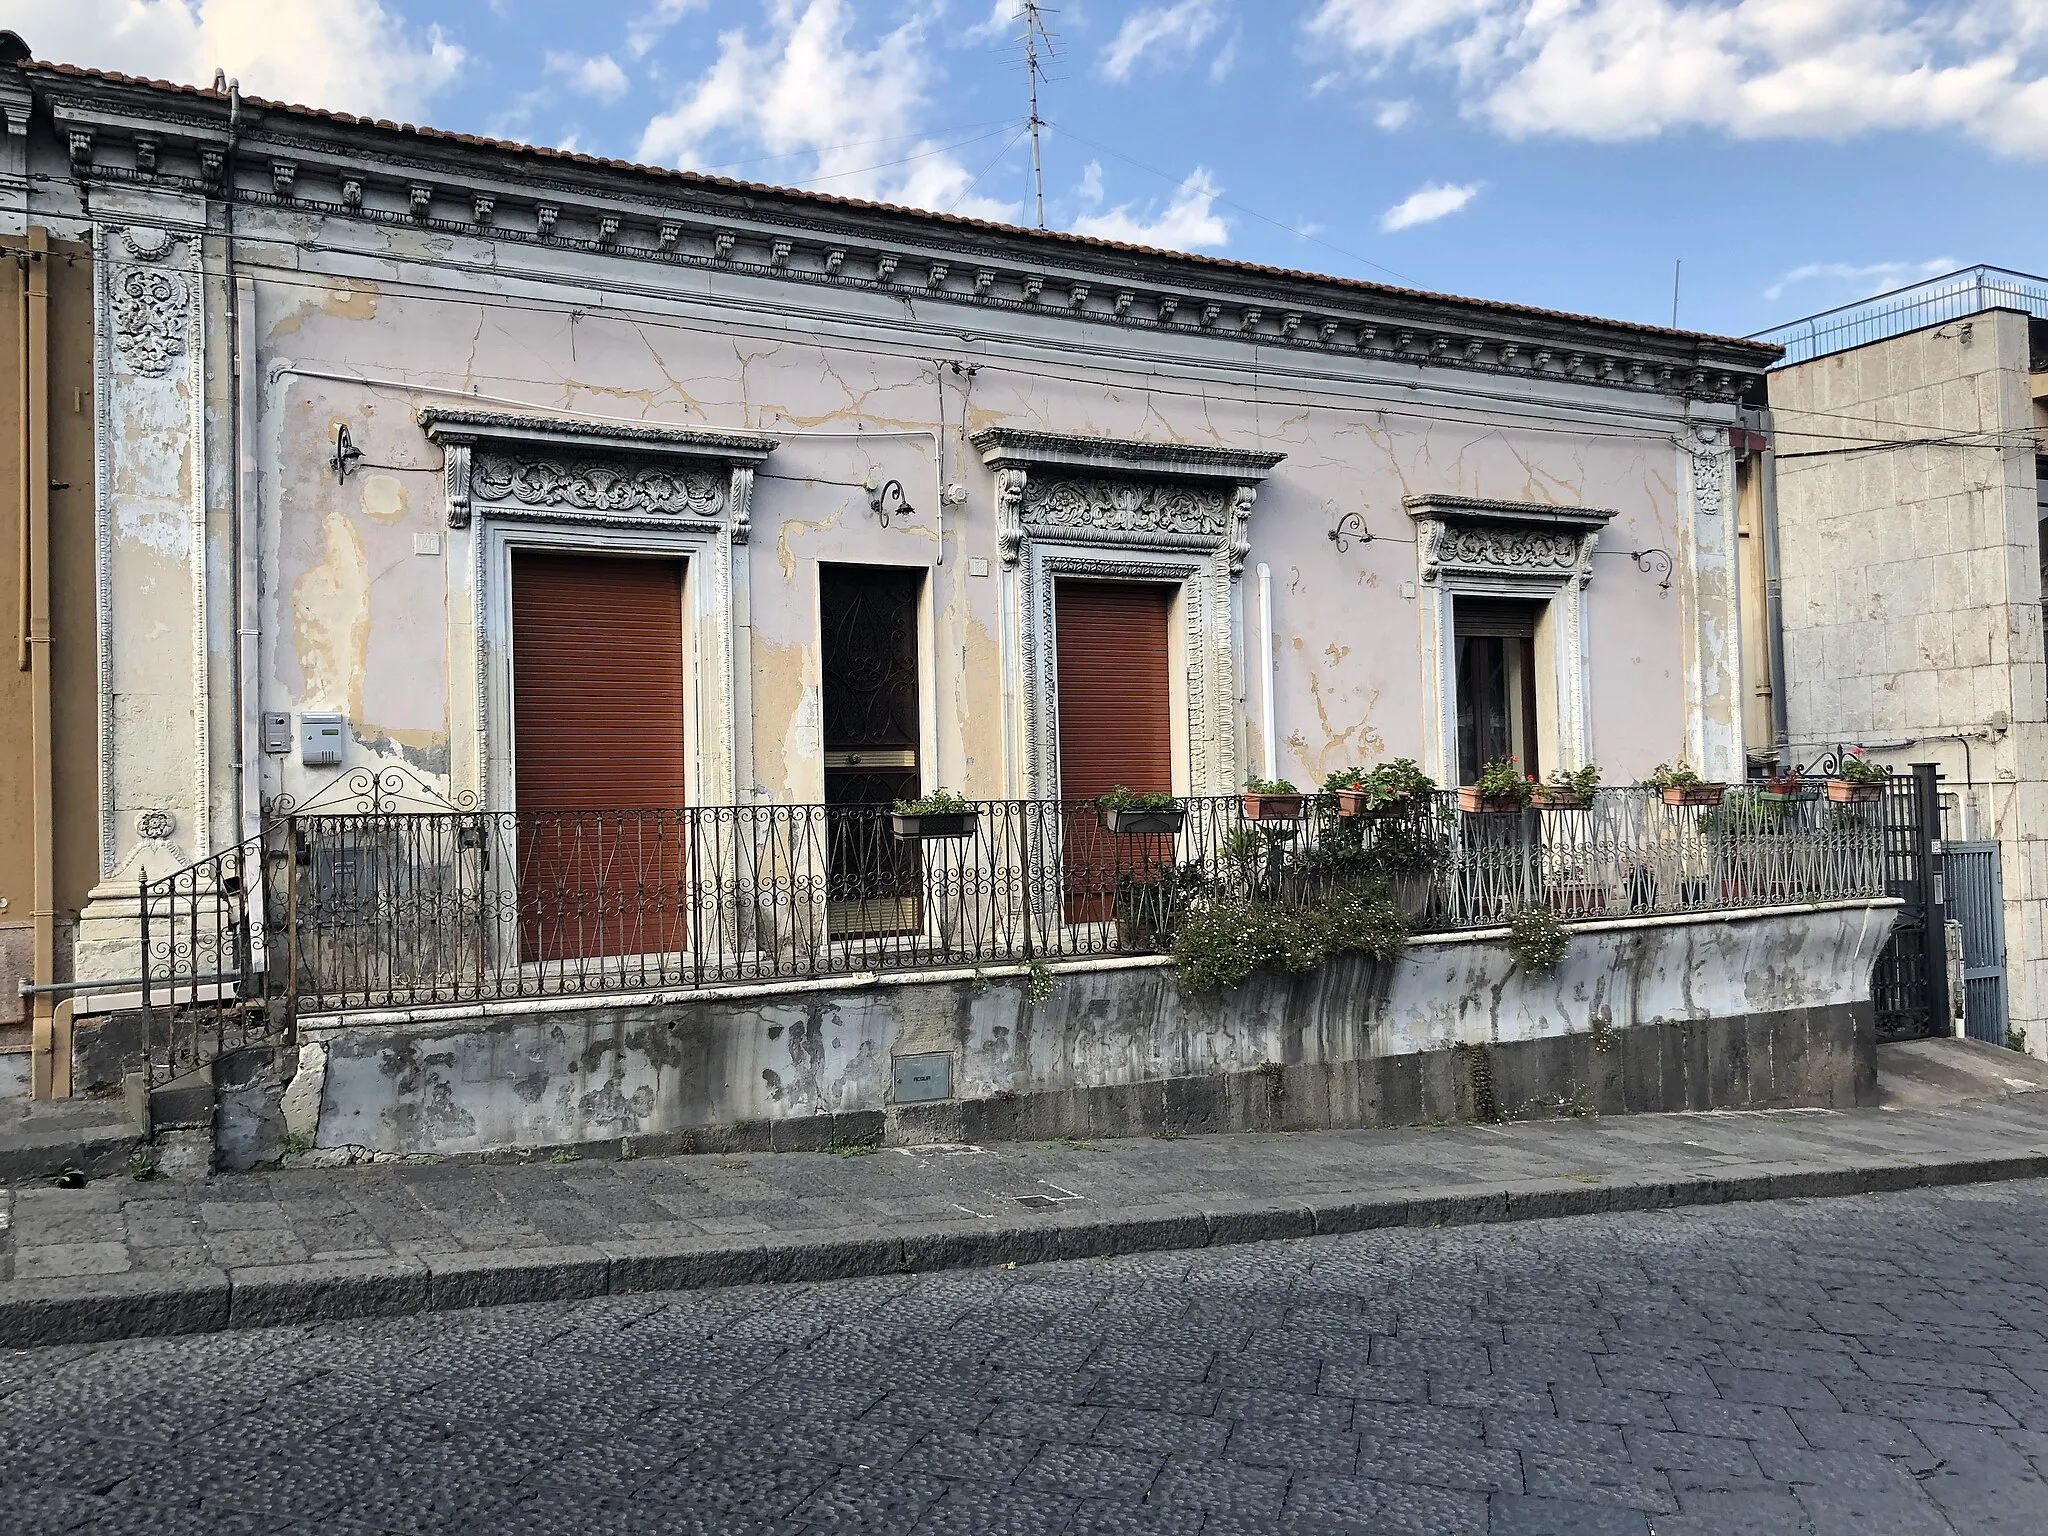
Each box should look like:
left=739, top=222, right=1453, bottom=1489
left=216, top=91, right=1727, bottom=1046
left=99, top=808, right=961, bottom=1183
left=276, top=901, right=1895, bottom=1162
left=889, top=1003, right=1876, bottom=1144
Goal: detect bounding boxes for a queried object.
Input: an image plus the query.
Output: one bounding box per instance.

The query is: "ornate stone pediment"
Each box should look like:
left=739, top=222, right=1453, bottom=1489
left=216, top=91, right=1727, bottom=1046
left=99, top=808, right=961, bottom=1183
left=1403, top=493, right=1614, bottom=589
left=419, top=407, right=776, bottom=533
left=970, top=427, right=1282, bottom=573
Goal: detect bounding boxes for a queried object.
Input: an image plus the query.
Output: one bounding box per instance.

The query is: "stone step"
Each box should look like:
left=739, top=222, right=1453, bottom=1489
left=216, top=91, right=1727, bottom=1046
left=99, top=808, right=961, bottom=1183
left=0, top=1094, right=143, bottom=1184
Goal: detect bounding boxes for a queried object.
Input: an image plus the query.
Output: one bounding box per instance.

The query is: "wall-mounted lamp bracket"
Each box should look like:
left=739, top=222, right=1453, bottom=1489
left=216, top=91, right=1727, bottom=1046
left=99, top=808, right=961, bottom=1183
left=1326, top=511, right=1372, bottom=553
left=866, top=474, right=910, bottom=528
left=1630, top=548, right=1675, bottom=590
left=331, top=423, right=365, bottom=484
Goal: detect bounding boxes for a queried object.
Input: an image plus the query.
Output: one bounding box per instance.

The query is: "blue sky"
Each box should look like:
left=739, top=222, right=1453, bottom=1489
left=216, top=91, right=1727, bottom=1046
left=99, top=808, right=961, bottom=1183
left=21, top=0, right=2048, bottom=338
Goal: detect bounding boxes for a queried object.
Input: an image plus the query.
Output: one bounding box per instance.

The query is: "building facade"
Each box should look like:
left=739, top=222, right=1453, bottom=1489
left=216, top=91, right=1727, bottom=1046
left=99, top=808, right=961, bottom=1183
left=1759, top=270, right=2048, bottom=1050
left=0, top=57, right=1797, bottom=1114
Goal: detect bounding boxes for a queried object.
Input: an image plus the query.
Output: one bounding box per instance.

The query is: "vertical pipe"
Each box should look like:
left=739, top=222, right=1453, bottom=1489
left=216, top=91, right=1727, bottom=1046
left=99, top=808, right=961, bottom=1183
left=1757, top=410, right=1789, bottom=767
left=22, top=231, right=55, bottom=1097
left=1913, top=762, right=1949, bottom=1038
left=1257, top=562, right=1276, bottom=781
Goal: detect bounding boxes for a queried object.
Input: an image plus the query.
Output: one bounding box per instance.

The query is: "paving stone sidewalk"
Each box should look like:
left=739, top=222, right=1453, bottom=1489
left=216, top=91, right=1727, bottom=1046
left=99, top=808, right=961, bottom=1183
left=5, top=1094, right=2048, bottom=1349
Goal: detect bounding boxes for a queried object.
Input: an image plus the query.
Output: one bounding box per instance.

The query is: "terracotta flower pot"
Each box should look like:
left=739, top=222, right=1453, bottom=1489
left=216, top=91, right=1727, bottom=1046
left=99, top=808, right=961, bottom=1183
left=1241, top=793, right=1304, bottom=821
left=1825, top=779, right=1884, bottom=803
left=1659, top=783, right=1727, bottom=807
left=1530, top=788, right=1587, bottom=811
left=1458, top=787, right=1529, bottom=814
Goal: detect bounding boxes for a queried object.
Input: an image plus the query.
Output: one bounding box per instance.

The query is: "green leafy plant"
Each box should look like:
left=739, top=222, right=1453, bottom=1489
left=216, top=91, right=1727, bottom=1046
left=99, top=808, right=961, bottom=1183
left=1325, top=757, right=1436, bottom=810
left=1171, top=899, right=1332, bottom=992
left=1473, top=758, right=1535, bottom=806
left=1322, top=885, right=1411, bottom=962
left=1546, top=763, right=1601, bottom=800
left=1024, top=960, right=1057, bottom=1003
left=2009, top=1024, right=2028, bottom=1054
left=1114, top=861, right=1207, bottom=945
left=547, top=1147, right=581, bottom=1165
left=1649, top=761, right=1702, bottom=790
left=893, top=788, right=975, bottom=815
left=822, top=1130, right=883, bottom=1157
left=1244, top=775, right=1299, bottom=795
left=1098, top=784, right=1179, bottom=811
left=1506, top=905, right=1572, bottom=971
left=1837, top=749, right=1889, bottom=784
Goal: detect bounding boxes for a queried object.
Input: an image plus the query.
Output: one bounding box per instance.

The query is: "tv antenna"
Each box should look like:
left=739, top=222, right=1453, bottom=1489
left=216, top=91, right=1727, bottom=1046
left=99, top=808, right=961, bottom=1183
left=1016, top=2, right=1058, bottom=227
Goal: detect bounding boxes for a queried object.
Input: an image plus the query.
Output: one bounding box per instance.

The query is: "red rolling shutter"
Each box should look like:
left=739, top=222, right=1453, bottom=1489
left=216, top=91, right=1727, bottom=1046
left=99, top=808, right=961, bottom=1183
left=512, top=553, right=687, bottom=810
left=511, top=552, right=688, bottom=962
left=1055, top=581, right=1175, bottom=925
left=1054, top=580, right=1174, bottom=799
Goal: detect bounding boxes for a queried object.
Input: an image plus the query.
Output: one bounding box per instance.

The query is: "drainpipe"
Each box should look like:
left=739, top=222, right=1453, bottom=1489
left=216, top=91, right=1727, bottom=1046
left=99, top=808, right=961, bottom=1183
left=1257, top=562, right=1276, bottom=779
left=1758, top=409, right=1789, bottom=767
left=18, top=229, right=55, bottom=1096
left=225, top=82, right=255, bottom=845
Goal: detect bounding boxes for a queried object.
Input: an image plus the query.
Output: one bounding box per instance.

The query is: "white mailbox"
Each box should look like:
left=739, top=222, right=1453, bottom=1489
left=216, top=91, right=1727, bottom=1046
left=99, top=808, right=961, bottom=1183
left=300, top=711, right=346, bottom=767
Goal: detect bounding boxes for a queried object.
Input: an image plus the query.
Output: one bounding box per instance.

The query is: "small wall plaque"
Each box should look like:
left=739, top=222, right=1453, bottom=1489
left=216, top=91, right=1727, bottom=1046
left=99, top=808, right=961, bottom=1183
left=891, top=1053, right=953, bottom=1104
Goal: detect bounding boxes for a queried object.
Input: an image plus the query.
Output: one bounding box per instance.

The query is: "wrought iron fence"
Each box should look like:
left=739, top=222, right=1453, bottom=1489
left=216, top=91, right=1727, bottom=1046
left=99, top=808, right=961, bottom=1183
left=249, top=785, right=1888, bottom=1014
left=1749, top=264, right=2048, bottom=366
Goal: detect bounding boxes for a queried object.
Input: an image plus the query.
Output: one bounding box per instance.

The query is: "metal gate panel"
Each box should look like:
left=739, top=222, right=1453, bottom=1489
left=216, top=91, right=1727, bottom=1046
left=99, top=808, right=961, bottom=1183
left=1946, top=840, right=2009, bottom=1046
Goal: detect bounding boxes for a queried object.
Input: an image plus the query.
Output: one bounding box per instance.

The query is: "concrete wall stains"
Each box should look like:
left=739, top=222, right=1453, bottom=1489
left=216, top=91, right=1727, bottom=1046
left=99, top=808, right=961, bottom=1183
left=302, top=900, right=1896, bottom=1157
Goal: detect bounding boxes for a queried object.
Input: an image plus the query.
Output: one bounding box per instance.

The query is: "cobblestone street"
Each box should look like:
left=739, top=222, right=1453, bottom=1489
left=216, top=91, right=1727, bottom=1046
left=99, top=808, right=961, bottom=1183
left=5, top=1180, right=2048, bottom=1534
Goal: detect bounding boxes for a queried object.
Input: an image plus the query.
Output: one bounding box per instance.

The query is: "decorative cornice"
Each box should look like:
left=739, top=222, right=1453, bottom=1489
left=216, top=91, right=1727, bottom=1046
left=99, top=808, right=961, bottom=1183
left=28, top=72, right=1774, bottom=404
left=1401, top=493, right=1616, bottom=535
left=970, top=428, right=1284, bottom=484
left=416, top=406, right=777, bottom=464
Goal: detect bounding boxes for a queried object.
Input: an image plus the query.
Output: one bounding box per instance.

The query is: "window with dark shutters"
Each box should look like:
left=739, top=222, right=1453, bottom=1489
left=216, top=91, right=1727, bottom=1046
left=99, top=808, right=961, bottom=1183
left=511, top=552, right=687, bottom=961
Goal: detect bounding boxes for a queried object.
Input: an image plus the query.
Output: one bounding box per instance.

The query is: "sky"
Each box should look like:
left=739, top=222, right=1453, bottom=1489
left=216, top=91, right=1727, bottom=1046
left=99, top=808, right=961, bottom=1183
left=12, top=0, right=2048, bottom=339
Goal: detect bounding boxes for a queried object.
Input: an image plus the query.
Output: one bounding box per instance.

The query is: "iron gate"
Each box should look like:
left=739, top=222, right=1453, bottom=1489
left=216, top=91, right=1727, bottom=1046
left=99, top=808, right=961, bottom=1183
left=1870, top=763, right=1948, bottom=1042
left=1946, top=840, right=2009, bottom=1045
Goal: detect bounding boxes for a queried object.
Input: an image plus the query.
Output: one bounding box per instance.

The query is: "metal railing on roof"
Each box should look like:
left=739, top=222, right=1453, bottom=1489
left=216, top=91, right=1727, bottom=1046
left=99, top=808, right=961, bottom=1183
left=1751, top=266, right=2048, bottom=367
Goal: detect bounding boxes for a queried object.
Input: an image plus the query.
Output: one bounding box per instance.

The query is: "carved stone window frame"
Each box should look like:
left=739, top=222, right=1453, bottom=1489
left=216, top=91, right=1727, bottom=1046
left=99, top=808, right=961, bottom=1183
left=1403, top=493, right=1616, bottom=787
left=970, top=428, right=1284, bottom=799
left=419, top=408, right=776, bottom=812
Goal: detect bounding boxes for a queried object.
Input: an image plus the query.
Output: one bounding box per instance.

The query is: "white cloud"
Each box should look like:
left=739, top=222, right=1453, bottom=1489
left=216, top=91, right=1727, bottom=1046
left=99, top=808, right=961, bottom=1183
left=960, top=0, right=1019, bottom=45
left=546, top=51, right=629, bottom=104
left=1101, top=0, right=1225, bottom=81
left=1304, top=0, right=2048, bottom=157
left=1763, top=257, right=1960, bottom=303
left=1379, top=179, right=1479, bottom=230
left=627, top=0, right=707, bottom=59
left=13, top=0, right=462, bottom=120
left=637, top=0, right=1021, bottom=221
left=1069, top=166, right=1230, bottom=250
left=1374, top=98, right=1413, bottom=130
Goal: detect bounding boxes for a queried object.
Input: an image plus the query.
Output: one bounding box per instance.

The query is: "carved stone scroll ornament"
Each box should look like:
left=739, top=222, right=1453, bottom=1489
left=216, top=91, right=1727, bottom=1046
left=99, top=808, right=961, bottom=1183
left=111, top=267, right=190, bottom=378
left=469, top=451, right=728, bottom=519
left=1419, top=524, right=1583, bottom=584
left=1020, top=477, right=1233, bottom=540
left=1685, top=424, right=1730, bottom=519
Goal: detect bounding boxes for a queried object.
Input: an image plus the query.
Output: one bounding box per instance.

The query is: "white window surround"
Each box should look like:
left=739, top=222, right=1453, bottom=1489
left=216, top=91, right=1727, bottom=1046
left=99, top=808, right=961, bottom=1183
left=1405, top=492, right=1616, bottom=787
left=969, top=428, right=1285, bottom=799
left=420, top=407, right=775, bottom=813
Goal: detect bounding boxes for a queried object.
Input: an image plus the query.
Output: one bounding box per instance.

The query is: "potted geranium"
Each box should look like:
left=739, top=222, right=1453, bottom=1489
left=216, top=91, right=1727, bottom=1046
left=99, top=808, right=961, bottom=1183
left=1758, top=767, right=1812, bottom=803
left=1827, top=749, right=1888, bottom=804
left=1531, top=763, right=1599, bottom=811
left=1099, top=784, right=1186, bottom=836
left=1458, top=757, right=1534, bottom=814
left=1242, top=775, right=1304, bottom=821
left=1649, top=761, right=1727, bottom=807
left=1327, top=758, right=1435, bottom=819
left=890, top=788, right=980, bottom=840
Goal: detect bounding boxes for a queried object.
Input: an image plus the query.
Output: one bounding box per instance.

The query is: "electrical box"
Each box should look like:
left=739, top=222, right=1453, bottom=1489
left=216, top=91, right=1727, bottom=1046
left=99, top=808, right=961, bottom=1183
left=891, top=1053, right=953, bottom=1104
left=260, top=712, right=292, bottom=755
left=300, top=711, right=346, bottom=767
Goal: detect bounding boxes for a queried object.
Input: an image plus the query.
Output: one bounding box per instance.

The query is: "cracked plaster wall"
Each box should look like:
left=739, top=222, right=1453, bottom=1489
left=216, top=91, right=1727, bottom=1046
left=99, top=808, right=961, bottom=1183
left=247, top=261, right=1708, bottom=813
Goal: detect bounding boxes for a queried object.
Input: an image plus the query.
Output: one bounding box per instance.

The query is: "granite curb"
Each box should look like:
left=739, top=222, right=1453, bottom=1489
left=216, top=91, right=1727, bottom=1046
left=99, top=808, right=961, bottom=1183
left=7, top=1146, right=2048, bottom=1349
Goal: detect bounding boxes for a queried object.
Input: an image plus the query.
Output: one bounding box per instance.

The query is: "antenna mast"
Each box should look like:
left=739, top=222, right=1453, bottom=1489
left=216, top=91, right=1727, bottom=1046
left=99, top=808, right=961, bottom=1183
left=1018, top=1, right=1056, bottom=227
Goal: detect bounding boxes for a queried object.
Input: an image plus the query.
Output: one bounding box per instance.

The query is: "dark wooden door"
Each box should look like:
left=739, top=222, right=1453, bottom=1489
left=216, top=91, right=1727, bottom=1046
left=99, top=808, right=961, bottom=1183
left=1054, top=581, right=1175, bottom=922
left=511, top=551, right=687, bottom=962
left=820, top=565, right=923, bottom=937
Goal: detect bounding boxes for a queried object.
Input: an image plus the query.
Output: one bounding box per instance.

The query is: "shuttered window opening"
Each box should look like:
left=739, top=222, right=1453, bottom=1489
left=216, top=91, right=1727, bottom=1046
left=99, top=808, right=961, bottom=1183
left=511, top=552, right=687, bottom=962
left=1055, top=580, right=1175, bottom=923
